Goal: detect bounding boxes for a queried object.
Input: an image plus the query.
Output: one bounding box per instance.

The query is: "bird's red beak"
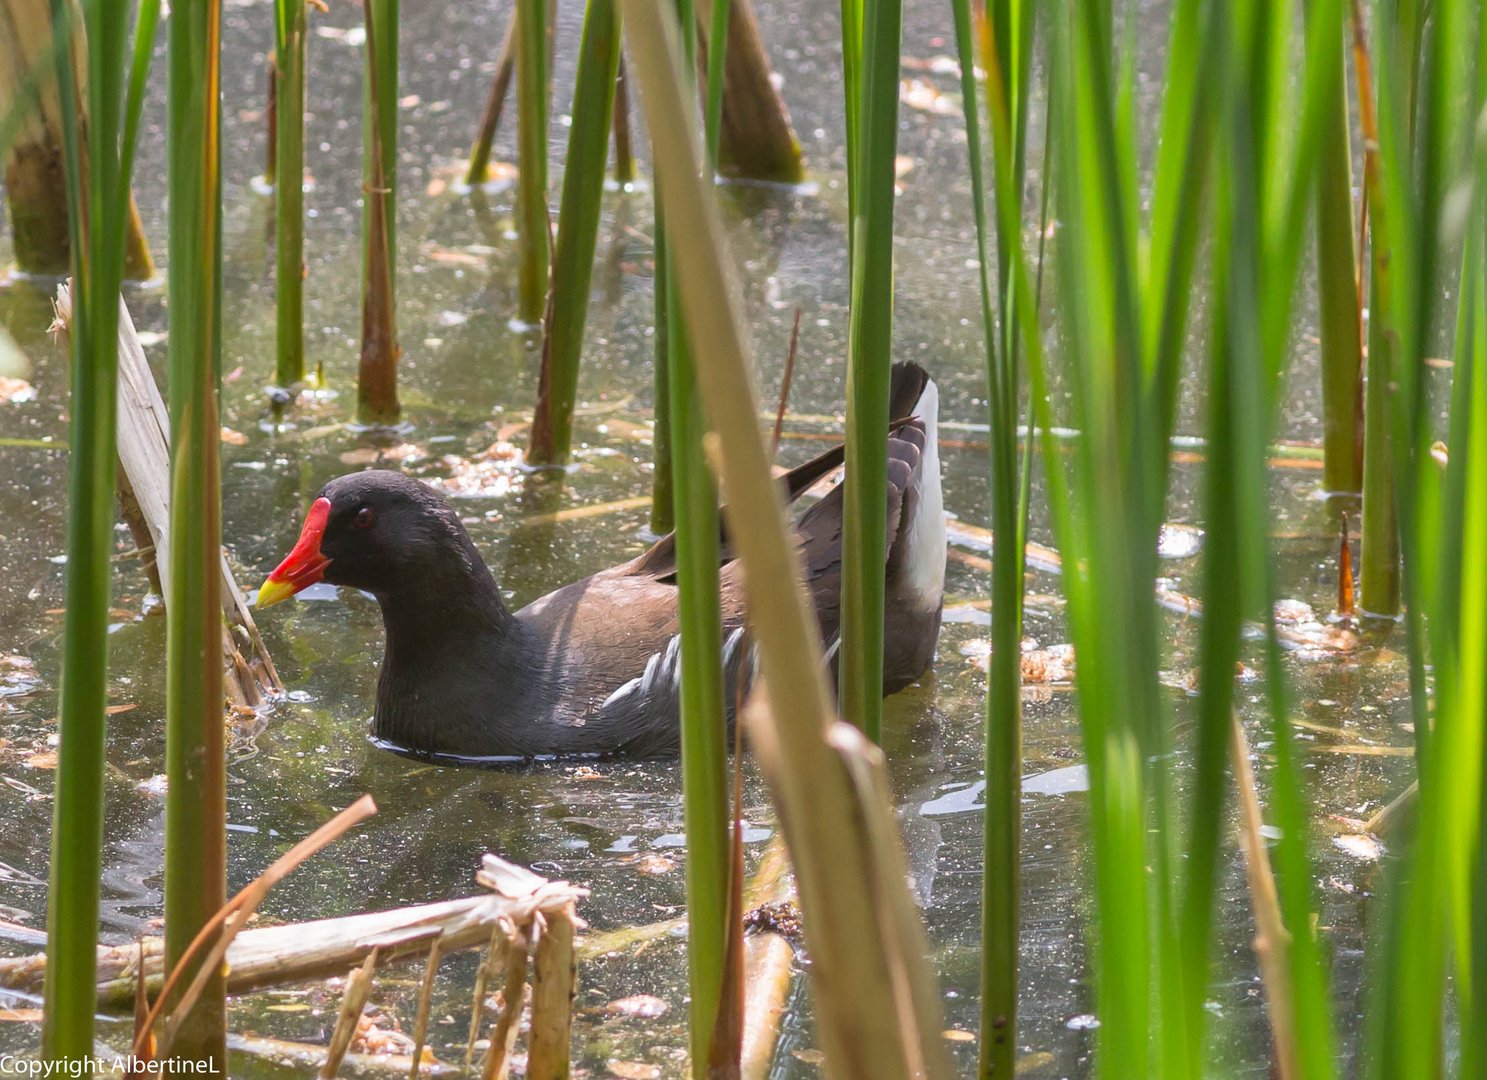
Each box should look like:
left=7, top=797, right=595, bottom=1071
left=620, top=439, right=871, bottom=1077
left=256, top=497, right=333, bottom=607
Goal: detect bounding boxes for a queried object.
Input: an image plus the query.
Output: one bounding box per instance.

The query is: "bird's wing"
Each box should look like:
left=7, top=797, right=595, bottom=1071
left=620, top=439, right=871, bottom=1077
left=624, top=440, right=846, bottom=584
left=624, top=361, right=932, bottom=586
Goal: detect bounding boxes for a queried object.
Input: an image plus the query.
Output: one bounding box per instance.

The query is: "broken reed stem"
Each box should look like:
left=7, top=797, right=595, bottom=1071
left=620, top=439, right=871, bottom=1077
left=1229, top=716, right=1299, bottom=1080
left=405, top=937, right=443, bottom=1080
left=465, top=6, right=519, bottom=189
left=481, top=932, right=530, bottom=1080
left=704, top=0, right=804, bottom=183
left=739, top=932, right=795, bottom=1080
left=135, top=796, right=378, bottom=1058
left=527, top=911, right=577, bottom=1080
left=465, top=926, right=506, bottom=1070
left=319, top=948, right=381, bottom=1080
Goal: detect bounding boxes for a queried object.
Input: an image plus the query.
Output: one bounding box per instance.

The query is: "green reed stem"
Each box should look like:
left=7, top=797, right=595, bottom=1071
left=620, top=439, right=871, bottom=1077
left=42, top=0, right=135, bottom=1059
left=357, top=0, right=400, bottom=425
left=661, top=0, right=732, bottom=1068
left=1360, top=275, right=1400, bottom=615
left=613, top=57, right=636, bottom=184
left=704, top=0, right=729, bottom=166
left=1044, top=8, right=1162, bottom=1072
left=273, top=0, right=308, bottom=391
left=838, top=0, right=901, bottom=741
left=363, top=0, right=397, bottom=296
left=1360, top=2, right=1484, bottom=1074
left=163, top=0, right=226, bottom=1061
left=669, top=291, right=731, bottom=1073
left=839, top=0, right=861, bottom=235
left=951, top=0, right=1031, bottom=1072
left=622, top=10, right=952, bottom=1073
left=651, top=221, right=675, bottom=534
left=526, top=0, right=620, bottom=465
left=1357, top=0, right=1408, bottom=621
left=464, top=8, right=516, bottom=190
left=515, top=0, right=549, bottom=325
left=1315, top=24, right=1363, bottom=496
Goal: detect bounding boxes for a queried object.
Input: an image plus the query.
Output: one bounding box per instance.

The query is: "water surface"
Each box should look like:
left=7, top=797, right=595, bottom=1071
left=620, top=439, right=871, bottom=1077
left=0, top=0, right=1412, bottom=1075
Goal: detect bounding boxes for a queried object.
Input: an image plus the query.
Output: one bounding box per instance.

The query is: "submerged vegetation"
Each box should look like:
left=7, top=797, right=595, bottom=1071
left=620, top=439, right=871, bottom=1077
left=0, top=0, right=1483, bottom=1075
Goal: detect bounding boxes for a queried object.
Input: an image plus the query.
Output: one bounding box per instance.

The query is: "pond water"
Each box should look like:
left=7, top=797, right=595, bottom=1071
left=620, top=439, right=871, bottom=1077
left=0, top=0, right=1414, bottom=1076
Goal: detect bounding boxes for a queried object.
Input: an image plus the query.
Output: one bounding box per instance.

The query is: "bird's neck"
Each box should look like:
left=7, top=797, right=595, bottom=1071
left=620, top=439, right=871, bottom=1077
left=370, top=537, right=522, bottom=755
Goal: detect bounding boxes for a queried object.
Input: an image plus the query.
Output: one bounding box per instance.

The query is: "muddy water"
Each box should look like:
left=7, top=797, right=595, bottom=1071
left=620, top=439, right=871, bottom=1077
left=0, top=0, right=1412, bottom=1075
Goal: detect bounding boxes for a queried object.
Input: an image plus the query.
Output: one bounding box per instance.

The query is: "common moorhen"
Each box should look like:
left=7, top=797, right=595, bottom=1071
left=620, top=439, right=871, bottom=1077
left=256, top=362, right=945, bottom=759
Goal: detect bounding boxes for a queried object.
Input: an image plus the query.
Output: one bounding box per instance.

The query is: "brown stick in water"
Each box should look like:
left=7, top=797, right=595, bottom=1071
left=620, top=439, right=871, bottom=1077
left=770, top=308, right=801, bottom=460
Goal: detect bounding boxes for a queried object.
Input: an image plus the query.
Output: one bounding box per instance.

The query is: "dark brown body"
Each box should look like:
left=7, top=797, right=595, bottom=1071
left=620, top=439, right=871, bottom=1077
left=309, top=365, right=945, bottom=761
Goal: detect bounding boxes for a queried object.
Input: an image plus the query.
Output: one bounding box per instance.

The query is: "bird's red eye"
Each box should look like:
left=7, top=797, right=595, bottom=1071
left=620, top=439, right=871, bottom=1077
left=353, top=506, right=376, bottom=530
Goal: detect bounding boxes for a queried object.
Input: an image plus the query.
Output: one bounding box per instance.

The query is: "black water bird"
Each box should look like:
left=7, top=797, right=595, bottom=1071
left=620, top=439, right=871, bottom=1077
left=257, top=362, right=946, bottom=759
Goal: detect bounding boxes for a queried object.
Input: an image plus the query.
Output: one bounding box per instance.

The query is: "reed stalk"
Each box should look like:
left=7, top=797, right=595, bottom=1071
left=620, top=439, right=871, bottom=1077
left=612, top=57, right=635, bottom=185
left=161, top=0, right=226, bottom=1063
left=464, top=7, right=516, bottom=190
left=1181, top=1, right=1348, bottom=1075
left=837, top=0, right=901, bottom=741
left=515, top=0, right=549, bottom=325
left=706, top=0, right=803, bottom=184
left=949, top=0, right=1032, bottom=1071
left=1359, top=283, right=1400, bottom=614
left=1039, top=10, right=1170, bottom=1072
left=273, top=0, right=308, bottom=392
left=621, top=11, right=951, bottom=1075
left=702, top=0, right=729, bottom=164
left=1315, top=25, right=1363, bottom=496
left=1010, top=0, right=1349, bottom=1074
left=526, top=0, right=620, bottom=466
left=41, top=0, right=142, bottom=1057
left=261, top=53, right=275, bottom=185
left=0, top=0, right=155, bottom=281
left=650, top=233, right=674, bottom=534
left=357, top=0, right=400, bottom=425
left=1355, top=0, right=1487, bottom=1074
left=659, top=0, right=733, bottom=1068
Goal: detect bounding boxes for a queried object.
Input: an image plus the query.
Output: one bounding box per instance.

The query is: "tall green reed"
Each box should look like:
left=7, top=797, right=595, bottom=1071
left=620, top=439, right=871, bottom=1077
left=838, top=0, right=901, bottom=741
left=1354, top=0, right=1487, bottom=1073
left=272, top=0, right=308, bottom=394
left=1002, top=0, right=1349, bottom=1074
left=650, top=240, right=674, bottom=534
left=1360, top=280, right=1401, bottom=614
left=948, top=0, right=1033, bottom=1072
left=657, top=0, right=734, bottom=1065
left=515, top=0, right=549, bottom=326
left=621, top=9, right=951, bottom=1074
left=163, top=0, right=226, bottom=1061
left=41, top=0, right=155, bottom=1057
left=357, top=0, right=400, bottom=425
left=1315, top=27, right=1364, bottom=496
left=526, top=0, right=620, bottom=466
left=1193, top=0, right=1349, bottom=1072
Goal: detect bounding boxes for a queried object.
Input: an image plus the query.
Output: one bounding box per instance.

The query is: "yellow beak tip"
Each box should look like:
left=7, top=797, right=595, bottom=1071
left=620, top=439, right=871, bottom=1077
left=256, top=579, right=296, bottom=609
